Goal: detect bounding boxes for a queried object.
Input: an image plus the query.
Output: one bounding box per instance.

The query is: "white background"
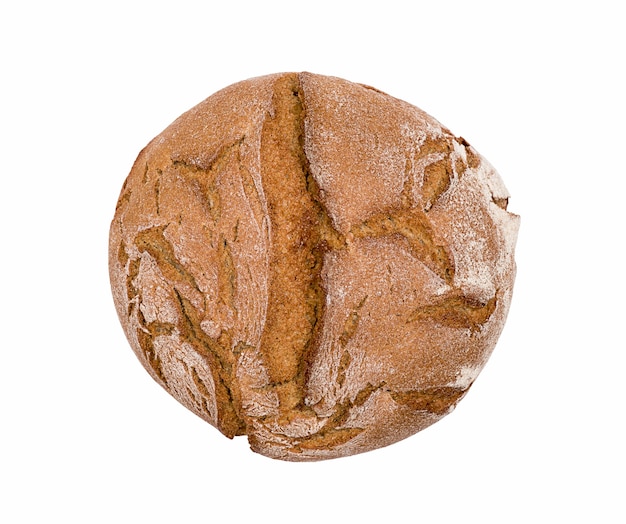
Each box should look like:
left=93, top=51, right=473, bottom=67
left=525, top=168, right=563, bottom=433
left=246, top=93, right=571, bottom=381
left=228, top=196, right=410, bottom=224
left=1, top=1, right=624, bottom=522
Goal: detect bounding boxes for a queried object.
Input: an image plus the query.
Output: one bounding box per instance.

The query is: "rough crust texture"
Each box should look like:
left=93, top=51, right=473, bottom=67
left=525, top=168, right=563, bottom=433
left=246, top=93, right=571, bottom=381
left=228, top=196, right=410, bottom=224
left=109, top=72, right=520, bottom=461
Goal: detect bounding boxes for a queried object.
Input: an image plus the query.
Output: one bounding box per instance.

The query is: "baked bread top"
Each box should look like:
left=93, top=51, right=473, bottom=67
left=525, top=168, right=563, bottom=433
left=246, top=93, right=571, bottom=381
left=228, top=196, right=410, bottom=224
left=109, top=72, right=519, bottom=460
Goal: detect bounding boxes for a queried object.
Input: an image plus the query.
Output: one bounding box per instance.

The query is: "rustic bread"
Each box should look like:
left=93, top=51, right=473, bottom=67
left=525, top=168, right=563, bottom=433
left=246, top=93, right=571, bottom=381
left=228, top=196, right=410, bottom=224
left=109, top=72, right=519, bottom=461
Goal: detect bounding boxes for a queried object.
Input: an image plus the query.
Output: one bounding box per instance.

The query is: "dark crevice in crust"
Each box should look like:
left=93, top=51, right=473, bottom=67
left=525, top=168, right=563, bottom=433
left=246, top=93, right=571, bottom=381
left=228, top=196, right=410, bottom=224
left=407, top=292, right=498, bottom=333
left=257, top=74, right=332, bottom=421
left=458, top=136, right=481, bottom=170
left=154, top=177, right=161, bottom=216
left=122, top=246, right=172, bottom=385
left=117, top=240, right=129, bottom=269
left=342, top=136, right=457, bottom=283
left=125, top=257, right=140, bottom=317
left=338, top=295, right=367, bottom=348
left=174, top=289, right=246, bottom=437
left=419, top=137, right=455, bottom=212
left=254, top=74, right=377, bottom=453
left=134, top=226, right=200, bottom=292
left=131, top=225, right=246, bottom=437
left=357, top=82, right=390, bottom=96
left=170, top=138, right=245, bottom=224
left=401, top=151, right=415, bottom=208
left=350, top=209, right=455, bottom=283
left=492, top=196, right=509, bottom=210
left=189, top=365, right=216, bottom=420
left=336, top=350, right=352, bottom=388
left=134, top=316, right=175, bottom=386
left=390, top=386, right=470, bottom=415
left=217, top=236, right=237, bottom=311
left=116, top=186, right=132, bottom=211
left=288, top=382, right=385, bottom=453
left=171, top=137, right=245, bottom=173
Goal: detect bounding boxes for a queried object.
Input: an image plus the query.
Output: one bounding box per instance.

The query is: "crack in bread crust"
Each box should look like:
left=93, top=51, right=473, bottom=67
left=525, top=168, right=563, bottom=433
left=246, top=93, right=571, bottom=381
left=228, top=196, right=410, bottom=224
left=257, top=74, right=333, bottom=421
left=350, top=208, right=455, bottom=283
left=131, top=226, right=246, bottom=437
left=390, top=386, right=470, bottom=415
left=174, top=289, right=246, bottom=437
left=407, top=293, right=498, bottom=333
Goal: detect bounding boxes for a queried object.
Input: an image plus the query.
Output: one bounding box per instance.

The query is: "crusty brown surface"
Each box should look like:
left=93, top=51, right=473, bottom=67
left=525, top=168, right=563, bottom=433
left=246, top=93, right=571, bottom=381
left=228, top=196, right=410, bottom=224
left=109, top=72, right=519, bottom=461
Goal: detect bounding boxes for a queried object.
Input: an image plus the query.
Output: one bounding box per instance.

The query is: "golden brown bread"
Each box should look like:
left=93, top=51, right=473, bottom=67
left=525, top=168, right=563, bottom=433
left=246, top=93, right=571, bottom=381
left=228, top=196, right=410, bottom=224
left=109, top=72, right=519, bottom=460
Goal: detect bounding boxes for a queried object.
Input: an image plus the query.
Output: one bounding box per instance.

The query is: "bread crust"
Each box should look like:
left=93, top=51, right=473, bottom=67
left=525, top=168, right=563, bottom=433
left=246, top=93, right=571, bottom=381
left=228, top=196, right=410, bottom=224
left=109, top=72, right=519, bottom=460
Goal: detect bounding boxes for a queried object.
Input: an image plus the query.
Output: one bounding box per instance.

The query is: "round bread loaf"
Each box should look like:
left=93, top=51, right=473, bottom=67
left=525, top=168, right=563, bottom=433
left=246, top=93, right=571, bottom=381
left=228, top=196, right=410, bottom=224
left=109, top=72, right=519, bottom=461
